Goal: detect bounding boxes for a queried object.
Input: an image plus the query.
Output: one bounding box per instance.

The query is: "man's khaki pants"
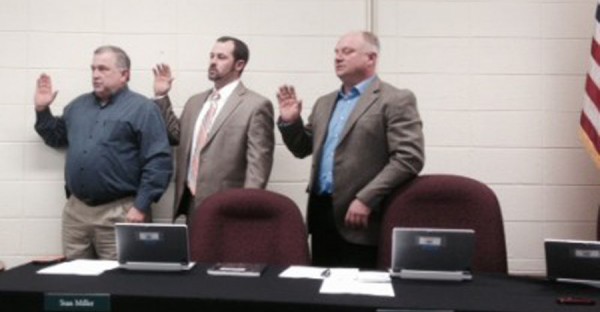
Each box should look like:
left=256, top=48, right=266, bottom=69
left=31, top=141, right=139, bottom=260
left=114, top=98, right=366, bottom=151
left=62, top=196, right=134, bottom=260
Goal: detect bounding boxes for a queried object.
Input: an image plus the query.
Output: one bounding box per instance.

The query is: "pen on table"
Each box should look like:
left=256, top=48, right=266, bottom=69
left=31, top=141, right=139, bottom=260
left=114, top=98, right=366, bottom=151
left=321, top=268, right=331, bottom=278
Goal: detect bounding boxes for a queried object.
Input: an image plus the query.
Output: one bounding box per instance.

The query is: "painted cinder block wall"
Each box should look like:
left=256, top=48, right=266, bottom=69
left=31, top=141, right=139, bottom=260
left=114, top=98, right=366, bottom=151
left=0, top=0, right=598, bottom=275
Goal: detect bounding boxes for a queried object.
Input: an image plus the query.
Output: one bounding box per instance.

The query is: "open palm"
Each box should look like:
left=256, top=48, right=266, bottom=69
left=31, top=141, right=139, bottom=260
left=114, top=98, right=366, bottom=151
left=153, top=63, right=174, bottom=97
left=277, top=85, right=302, bottom=123
left=34, top=73, right=58, bottom=111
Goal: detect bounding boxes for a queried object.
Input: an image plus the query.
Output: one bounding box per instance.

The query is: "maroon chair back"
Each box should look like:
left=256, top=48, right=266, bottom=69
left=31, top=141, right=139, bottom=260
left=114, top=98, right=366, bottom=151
left=190, top=189, right=309, bottom=265
left=378, top=174, right=508, bottom=274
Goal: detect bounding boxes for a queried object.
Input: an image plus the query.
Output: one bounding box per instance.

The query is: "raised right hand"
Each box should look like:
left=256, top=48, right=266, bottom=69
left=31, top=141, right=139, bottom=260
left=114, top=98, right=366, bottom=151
left=276, top=85, right=302, bottom=123
left=153, top=63, right=174, bottom=97
left=34, top=73, right=58, bottom=112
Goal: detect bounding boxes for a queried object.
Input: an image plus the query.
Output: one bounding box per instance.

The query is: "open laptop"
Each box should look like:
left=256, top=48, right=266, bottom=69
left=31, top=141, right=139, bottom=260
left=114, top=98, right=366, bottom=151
left=115, top=223, right=195, bottom=271
left=545, top=239, right=600, bottom=287
left=389, top=227, right=475, bottom=281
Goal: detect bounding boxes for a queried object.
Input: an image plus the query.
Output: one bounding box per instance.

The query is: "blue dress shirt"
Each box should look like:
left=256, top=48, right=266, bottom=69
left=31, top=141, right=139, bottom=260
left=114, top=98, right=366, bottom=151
left=317, top=77, right=375, bottom=195
left=35, top=87, right=172, bottom=212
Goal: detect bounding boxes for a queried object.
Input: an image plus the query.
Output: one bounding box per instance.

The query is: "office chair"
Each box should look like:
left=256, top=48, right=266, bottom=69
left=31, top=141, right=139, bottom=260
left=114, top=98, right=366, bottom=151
left=0, top=260, right=4, bottom=272
left=189, top=188, right=310, bottom=265
left=378, top=174, right=508, bottom=274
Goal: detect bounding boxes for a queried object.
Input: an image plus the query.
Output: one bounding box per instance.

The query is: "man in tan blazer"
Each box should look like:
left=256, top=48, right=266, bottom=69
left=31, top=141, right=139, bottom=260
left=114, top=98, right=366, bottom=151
left=277, top=31, right=424, bottom=268
left=153, top=36, right=275, bottom=222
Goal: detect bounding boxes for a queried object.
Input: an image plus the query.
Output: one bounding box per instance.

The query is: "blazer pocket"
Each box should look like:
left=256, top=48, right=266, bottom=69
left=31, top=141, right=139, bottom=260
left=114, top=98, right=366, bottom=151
left=354, top=114, right=384, bottom=138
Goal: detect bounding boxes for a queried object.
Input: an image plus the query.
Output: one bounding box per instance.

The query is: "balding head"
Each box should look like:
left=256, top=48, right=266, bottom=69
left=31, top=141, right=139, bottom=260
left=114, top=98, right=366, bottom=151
left=334, top=31, right=380, bottom=90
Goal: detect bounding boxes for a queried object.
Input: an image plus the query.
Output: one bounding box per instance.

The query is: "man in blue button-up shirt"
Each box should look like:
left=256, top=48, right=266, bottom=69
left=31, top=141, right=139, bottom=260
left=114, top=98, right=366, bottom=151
left=34, top=46, right=172, bottom=260
left=317, top=77, right=375, bottom=195
left=278, top=31, right=424, bottom=268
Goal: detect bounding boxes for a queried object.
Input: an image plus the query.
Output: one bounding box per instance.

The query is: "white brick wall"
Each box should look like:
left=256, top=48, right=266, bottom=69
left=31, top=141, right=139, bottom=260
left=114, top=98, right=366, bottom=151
left=0, top=0, right=598, bottom=275
left=378, top=0, right=600, bottom=275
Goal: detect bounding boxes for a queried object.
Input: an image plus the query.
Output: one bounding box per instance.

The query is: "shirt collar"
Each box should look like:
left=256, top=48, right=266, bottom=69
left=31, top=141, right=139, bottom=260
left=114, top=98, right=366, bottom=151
left=213, top=79, right=240, bottom=102
left=338, top=76, right=376, bottom=99
left=93, top=86, right=129, bottom=108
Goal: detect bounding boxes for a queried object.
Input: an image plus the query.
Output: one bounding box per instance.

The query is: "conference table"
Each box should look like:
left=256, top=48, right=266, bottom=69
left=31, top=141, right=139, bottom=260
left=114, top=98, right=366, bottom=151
left=0, top=262, right=598, bottom=312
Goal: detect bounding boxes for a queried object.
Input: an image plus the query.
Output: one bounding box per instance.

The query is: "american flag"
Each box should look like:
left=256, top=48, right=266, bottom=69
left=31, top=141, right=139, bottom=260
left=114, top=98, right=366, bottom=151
left=581, top=0, right=600, bottom=168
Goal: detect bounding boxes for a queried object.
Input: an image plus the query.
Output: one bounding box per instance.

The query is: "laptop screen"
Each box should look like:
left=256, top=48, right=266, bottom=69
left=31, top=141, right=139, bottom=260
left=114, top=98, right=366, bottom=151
left=391, top=228, right=475, bottom=272
left=545, top=239, right=600, bottom=281
left=116, top=223, right=190, bottom=265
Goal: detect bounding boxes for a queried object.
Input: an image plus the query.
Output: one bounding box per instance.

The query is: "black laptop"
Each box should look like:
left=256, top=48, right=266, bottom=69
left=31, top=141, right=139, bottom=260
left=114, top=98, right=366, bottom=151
left=545, top=239, right=600, bottom=286
left=389, top=227, right=475, bottom=281
left=115, top=223, right=195, bottom=271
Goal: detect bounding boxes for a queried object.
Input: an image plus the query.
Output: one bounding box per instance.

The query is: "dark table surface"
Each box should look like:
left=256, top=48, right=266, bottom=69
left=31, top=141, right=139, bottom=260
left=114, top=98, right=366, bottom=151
left=0, top=262, right=599, bottom=312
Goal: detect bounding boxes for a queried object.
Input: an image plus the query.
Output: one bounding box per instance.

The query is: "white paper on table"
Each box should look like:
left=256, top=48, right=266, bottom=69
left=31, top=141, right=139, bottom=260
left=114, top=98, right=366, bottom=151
left=280, top=266, right=394, bottom=297
left=37, top=259, right=120, bottom=276
left=327, top=268, right=360, bottom=280
left=279, top=266, right=329, bottom=279
left=319, top=270, right=393, bottom=297
left=319, top=277, right=395, bottom=297
left=279, top=266, right=361, bottom=280
left=356, top=271, right=392, bottom=283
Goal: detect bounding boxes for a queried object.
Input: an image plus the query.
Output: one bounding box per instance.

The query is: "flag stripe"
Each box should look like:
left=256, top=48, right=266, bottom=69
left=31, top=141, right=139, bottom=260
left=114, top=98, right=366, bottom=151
left=596, top=18, right=600, bottom=41
left=589, top=52, right=600, bottom=88
left=580, top=1, right=600, bottom=169
left=582, top=97, right=600, bottom=153
left=592, top=39, right=600, bottom=67
left=585, top=75, right=600, bottom=110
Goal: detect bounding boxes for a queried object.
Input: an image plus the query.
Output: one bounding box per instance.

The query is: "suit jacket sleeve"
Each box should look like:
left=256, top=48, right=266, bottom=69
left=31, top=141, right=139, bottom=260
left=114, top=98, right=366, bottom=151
left=154, top=95, right=181, bottom=146
left=278, top=115, right=314, bottom=159
left=244, top=99, right=275, bottom=188
left=356, top=90, right=425, bottom=210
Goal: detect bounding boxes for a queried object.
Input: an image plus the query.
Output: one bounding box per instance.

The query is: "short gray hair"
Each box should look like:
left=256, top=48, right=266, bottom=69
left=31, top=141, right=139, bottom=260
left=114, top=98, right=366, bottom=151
left=94, top=45, right=131, bottom=70
left=360, top=31, right=380, bottom=54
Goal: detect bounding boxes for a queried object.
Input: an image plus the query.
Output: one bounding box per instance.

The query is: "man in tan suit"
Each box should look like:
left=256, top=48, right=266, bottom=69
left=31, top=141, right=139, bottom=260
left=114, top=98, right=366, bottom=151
left=277, top=31, right=424, bottom=268
left=154, top=36, right=275, bottom=222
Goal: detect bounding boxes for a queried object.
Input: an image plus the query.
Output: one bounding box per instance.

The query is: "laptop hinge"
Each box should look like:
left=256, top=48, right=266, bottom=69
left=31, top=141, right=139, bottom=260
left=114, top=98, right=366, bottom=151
left=556, top=278, right=600, bottom=288
left=122, top=261, right=196, bottom=272
left=390, top=269, right=472, bottom=281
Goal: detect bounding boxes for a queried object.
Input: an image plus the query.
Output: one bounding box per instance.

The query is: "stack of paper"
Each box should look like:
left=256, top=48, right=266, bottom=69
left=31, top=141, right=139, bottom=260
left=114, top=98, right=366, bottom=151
left=37, top=259, right=119, bottom=276
left=279, top=266, right=394, bottom=297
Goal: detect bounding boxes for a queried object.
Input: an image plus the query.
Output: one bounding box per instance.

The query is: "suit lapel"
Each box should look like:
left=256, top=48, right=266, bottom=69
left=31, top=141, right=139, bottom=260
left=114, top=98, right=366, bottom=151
left=337, top=78, right=381, bottom=144
left=203, top=82, right=246, bottom=147
left=312, top=92, right=338, bottom=159
left=184, top=91, right=211, bottom=156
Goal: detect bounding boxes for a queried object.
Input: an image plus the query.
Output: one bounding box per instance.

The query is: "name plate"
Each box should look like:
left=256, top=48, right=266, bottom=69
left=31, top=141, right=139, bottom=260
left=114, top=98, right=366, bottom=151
left=44, top=293, right=110, bottom=312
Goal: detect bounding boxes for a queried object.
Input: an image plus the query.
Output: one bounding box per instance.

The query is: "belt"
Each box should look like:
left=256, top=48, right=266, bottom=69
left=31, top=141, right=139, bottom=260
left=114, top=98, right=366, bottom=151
left=74, top=194, right=134, bottom=207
